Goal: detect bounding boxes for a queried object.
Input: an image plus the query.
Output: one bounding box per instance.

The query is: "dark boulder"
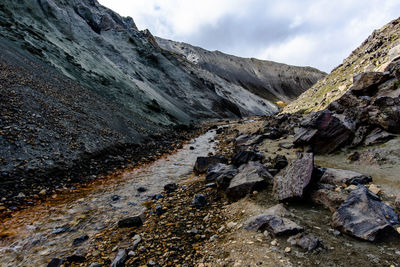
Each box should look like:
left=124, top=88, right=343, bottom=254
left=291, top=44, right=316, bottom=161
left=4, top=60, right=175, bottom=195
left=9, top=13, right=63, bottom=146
left=110, top=249, right=127, bottom=267
left=118, top=216, right=143, bottom=228
left=226, top=161, right=272, bottom=201
left=231, top=150, right=264, bottom=167
left=205, top=164, right=238, bottom=189
left=193, top=194, right=207, bottom=207
left=319, top=168, right=372, bottom=186
left=331, top=185, right=400, bottom=241
left=164, top=183, right=178, bottom=193
left=351, top=72, right=392, bottom=96
left=364, top=128, right=396, bottom=146
left=287, top=233, right=322, bottom=251
left=194, top=156, right=228, bottom=174
left=273, top=152, right=314, bottom=202
left=294, top=110, right=355, bottom=154
left=367, top=97, right=400, bottom=133
left=244, top=205, right=303, bottom=236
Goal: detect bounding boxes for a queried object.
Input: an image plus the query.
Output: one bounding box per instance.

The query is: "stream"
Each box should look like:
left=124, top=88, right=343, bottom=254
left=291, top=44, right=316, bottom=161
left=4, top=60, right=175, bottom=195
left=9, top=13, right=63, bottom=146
left=0, top=130, right=217, bottom=266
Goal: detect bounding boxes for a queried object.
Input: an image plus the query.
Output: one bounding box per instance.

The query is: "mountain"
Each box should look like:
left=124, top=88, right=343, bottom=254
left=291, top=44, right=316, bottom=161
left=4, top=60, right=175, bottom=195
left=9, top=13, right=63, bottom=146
left=283, top=17, right=400, bottom=114
left=156, top=37, right=325, bottom=103
left=0, top=0, right=323, bottom=204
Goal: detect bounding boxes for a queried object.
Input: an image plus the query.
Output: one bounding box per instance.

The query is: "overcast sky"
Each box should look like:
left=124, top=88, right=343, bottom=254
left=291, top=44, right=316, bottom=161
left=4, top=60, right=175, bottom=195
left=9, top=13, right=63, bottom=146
left=98, top=0, right=400, bottom=72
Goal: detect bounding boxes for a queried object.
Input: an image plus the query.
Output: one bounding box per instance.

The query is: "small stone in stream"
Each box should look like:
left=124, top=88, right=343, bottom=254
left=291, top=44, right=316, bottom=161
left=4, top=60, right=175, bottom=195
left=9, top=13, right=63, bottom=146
left=118, top=216, right=143, bottom=228
left=66, top=254, right=86, bottom=263
left=148, top=260, right=157, bottom=266
left=154, top=193, right=164, bottom=200
left=111, top=195, right=120, bottom=201
left=231, top=150, right=264, bottom=167
left=155, top=205, right=164, bottom=215
left=88, top=263, right=103, bottom=267
left=194, top=156, right=228, bottom=174
left=190, top=146, right=195, bottom=150
left=395, top=195, right=400, bottom=210
left=39, top=189, right=47, bottom=195
left=128, top=234, right=142, bottom=250
left=273, top=152, right=314, bottom=202
left=226, top=161, right=272, bottom=201
left=332, top=185, right=400, bottom=241
left=210, top=234, right=218, bottom=242
left=368, top=184, right=381, bottom=195
left=278, top=142, right=294, bottom=149
left=137, top=187, right=147, bottom=193
left=193, top=194, right=207, bottom=207
left=52, top=226, right=70, bottom=234
left=164, top=183, right=178, bottom=193
left=72, top=235, right=89, bottom=246
left=47, top=258, right=63, bottom=267
left=110, top=249, right=127, bottom=267
left=287, top=233, right=322, bottom=251
left=320, top=168, right=372, bottom=186
left=284, top=247, right=291, bottom=253
left=188, top=228, right=199, bottom=234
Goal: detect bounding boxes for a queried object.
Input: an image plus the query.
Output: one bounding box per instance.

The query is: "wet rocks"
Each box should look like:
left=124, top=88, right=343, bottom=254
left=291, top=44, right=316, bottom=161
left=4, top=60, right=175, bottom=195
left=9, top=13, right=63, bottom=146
left=226, top=161, right=272, bottom=201
left=164, top=183, right=178, bottom=193
left=193, top=194, right=207, bottom=207
left=287, top=233, right=322, bottom=251
left=231, top=150, right=264, bottom=167
left=331, top=185, right=400, bottom=241
left=244, top=204, right=303, bottom=236
left=110, top=249, right=127, bottom=267
left=294, top=110, right=355, bottom=154
left=273, top=152, right=314, bottom=202
left=319, top=168, right=372, bottom=186
left=47, top=258, right=63, bottom=267
left=205, top=164, right=238, bottom=189
left=194, top=156, right=228, bottom=174
left=72, top=235, right=89, bottom=246
left=117, top=216, right=143, bottom=228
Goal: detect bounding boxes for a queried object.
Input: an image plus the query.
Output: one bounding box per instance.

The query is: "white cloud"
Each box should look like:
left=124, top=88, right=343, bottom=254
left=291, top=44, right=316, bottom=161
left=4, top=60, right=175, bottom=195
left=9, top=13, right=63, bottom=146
left=98, top=0, right=400, bottom=72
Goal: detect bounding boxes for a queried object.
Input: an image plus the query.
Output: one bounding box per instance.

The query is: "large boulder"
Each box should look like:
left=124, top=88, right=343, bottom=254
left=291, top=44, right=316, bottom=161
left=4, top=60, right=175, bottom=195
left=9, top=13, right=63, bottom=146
left=294, top=110, right=355, bottom=154
left=206, top=164, right=238, bottom=189
left=351, top=72, right=392, bottom=96
left=367, top=97, right=400, bottom=134
left=244, top=204, right=303, bottom=236
left=226, top=161, right=272, bottom=201
left=194, top=156, right=228, bottom=174
left=231, top=150, right=264, bottom=167
left=273, top=152, right=314, bottom=202
left=363, top=128, right=396, bottom=146
left=319, top=168, right=372, bottom=186
left=331, top=185, right=400, bottom=241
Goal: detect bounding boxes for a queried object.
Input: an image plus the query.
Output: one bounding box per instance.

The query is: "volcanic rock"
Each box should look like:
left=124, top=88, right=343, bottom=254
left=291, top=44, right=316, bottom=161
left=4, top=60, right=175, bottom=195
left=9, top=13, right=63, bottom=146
left=205, top=164, right=238, bottom=189
left=319, top=168, right=372, bottom=186
left=287, top=233, right=322, bottom=251
left=194, top=156, right=228, bottom=174
left=231, top=150, right=264, bottom=167
left=310, top=188, right=346, bottom=212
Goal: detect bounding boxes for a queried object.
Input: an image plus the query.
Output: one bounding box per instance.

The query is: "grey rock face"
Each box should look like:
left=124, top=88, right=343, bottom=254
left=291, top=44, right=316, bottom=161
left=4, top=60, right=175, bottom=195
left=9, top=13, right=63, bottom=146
left=226, top=161, right=272, bottom=201
left=319, top=168, right=372, bottom=186
left=273, top=152, right=314, bottom=202
left=332, top=185, right=400, bottom=241
left=155, top=37, right=326, bottom=103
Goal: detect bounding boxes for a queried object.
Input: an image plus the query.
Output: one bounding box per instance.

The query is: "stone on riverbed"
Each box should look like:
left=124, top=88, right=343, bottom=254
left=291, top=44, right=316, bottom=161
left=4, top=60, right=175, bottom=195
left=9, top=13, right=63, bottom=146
left=47, top=258, right=63, bottom=267
left=205, top=164, right=238, bottom=189
left=273, top=152, right=314, bottom=202
left=331, top=185, right=400, bottom=241
left=226, top=161, right=272, bottom=201
left=231, top=150, right=264, bottom=167
left=244, top=204, right=303, bottom=236
left=110, top=249, right=127, bottom=267
left=118, top=216, right=143, bottom=228
left=287, top=233, right=322, bottom=251
left=310, top=188, right=346, bottom=212
left=319, top=168, right=372, bottom=186
left=194, top=156, right=228, bottom=174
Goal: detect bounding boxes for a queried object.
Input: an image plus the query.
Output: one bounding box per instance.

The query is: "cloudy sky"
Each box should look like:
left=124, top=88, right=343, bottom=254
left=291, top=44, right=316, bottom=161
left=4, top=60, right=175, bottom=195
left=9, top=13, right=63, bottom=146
left=98, top=0, right=400, bottom=72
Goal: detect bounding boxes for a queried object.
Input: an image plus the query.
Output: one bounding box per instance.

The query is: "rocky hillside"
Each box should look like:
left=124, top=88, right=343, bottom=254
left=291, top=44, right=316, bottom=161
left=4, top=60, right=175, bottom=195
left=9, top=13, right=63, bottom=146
left=156, top=37, right=326, bottom=103
left=284, top=17, right=400, bottom=114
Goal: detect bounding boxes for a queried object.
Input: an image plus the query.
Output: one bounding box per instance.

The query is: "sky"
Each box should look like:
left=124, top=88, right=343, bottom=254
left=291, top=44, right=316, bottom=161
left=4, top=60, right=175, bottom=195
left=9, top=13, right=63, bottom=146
left=98, top=0, right=400, bottom=73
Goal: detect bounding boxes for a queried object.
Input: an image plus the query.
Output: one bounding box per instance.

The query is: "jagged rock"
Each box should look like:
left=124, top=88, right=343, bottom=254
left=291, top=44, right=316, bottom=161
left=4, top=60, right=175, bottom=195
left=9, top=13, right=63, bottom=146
left=395, top=195, right=400, bottom=210
left=364, top=128, right=396, bottom=146
left=367, top=97, right=400, bottom=133
left=194, top=156, right=228, bottom=174
left=205, top=164, right=238, bottom=189
left=72, top=235, right=89, bottom=246
left=118, top=216, right=143, bottom=228
left=310, top=188, right=346, bottom=212
left=351, top=72, right=392, bottom=96
left=226, top=161, right=272, bottom=201
left=262, top=128, right=283, bottom=140
left=231, top=150, right=264, bottom=167
left=273, top=152, right=314, bottom=202
left=287, top=233, right=322, bottom=251
left=331, top=185, right=400, bottom=241
left=47, top=258, right=63, bottom=267
left=294, top=110, right=355, bottom=154
left=111, top=249, right=127, bottom=267
left=244, top=204, right=303, bottom=236
left=234, top=134, right=265, bottom=152
left=268, top=155, right=288, bottom=170
left=351, top=126, right=370, bottom=147
left=278, top=142, right=294, bottom=149
left=319, top=168, right=372, bottom=186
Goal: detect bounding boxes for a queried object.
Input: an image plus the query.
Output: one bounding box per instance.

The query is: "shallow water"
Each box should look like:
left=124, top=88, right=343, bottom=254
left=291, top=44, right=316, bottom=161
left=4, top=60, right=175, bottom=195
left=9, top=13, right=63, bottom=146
left=0, top=130, right=217, bottom=266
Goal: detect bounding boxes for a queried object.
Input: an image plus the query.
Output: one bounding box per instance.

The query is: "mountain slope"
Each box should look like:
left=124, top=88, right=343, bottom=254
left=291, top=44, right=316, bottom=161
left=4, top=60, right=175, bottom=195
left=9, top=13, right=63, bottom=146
left=283, top=17, right=400, bottom=114
left=156, top=37, right=326, bottom=103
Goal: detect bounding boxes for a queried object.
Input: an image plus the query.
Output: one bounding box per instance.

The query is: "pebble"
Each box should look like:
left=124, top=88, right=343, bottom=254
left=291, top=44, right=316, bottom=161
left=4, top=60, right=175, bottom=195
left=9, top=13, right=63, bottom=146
left=39, top=189, right=47, bottom=195
left=72, top=235, right=89, bottom=246
left=271, top=240, right=278, bottom=246
left=368, top=184, right=381, bottom=195
left=193, top=194, right=207, bottom=207
left=284, top=247, right=291, bottom=253
left=227, top=222, right=237, bottom=229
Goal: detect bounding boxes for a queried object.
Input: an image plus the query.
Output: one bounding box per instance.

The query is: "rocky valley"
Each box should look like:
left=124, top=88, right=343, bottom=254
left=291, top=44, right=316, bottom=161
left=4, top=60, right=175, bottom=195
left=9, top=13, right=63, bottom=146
left=0, top=1, right=400, bottom=267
